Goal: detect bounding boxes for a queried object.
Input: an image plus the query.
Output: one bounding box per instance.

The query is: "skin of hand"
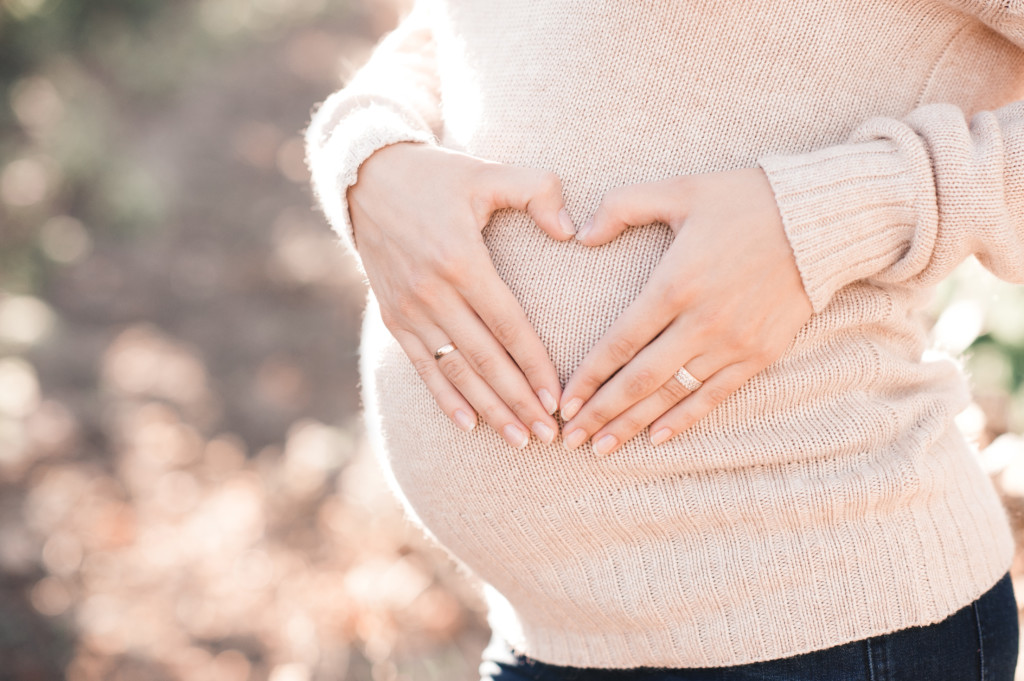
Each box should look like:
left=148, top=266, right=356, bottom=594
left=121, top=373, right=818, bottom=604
left=557, top=167, right=814, bottom=457
left=348, top=141, right=577, bottom=449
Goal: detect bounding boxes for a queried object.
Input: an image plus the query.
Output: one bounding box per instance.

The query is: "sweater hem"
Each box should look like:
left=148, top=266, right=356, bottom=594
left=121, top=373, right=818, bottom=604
left=484, top=427, right=1015, bottom=669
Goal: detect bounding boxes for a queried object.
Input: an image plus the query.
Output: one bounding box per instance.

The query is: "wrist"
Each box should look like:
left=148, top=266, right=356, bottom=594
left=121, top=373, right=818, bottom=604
left=349, top=141, right=427, bottom=207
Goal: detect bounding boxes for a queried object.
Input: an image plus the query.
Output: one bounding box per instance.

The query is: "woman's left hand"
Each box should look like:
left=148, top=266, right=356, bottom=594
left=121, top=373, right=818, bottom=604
left=559, top=167, right=814, bottom=456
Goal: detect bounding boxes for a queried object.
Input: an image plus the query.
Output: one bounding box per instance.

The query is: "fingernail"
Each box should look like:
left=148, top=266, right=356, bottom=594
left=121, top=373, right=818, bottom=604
left=503, top=424, right=529, bottom=449
left=650, top=427, right=672, bottom=445
left=560, top=397, right=583, bottom=422
left=592, top=434, right=618, bottom=457
left=558, top=208, right=576, bottom=236
left=454, top=409, right=477, bottom=432
left=531, top=421, right=555, bottom=445
left=575, top=218, right=593, bottom=241
left=537, top=388, right=558, bottom=415
left=564, top=428, right=587, bottom=450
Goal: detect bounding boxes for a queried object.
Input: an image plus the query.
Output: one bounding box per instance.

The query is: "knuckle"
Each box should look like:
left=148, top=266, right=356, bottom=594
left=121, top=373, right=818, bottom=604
left=587, top=406, right=615, bottom=425
left=466, top=349, right=498, bottom=376
left=625, top=368, right=658, bottom=400
left=607, top=336, right=637, bottom=364
left=439, top=356, right=470, bottom=384
left=662, top=377, right=690, bottom=402
left=477, top=401, right=505, bottom=425
left=411, top=356, right=436, bottom=381
left=490, top=318, right=520, bottom=347
left=433, top=244, right=475, bottom=285
left=393, top=293, right=419, bottom=319
left=694, top=306, right=725, bottom=333
left=433, top=254, right=464, bottom=284
left=751, top=345, right=775, bottom=366
left=378, top=305, right=399, bottom=330
left=405, top=272, right=436, bottom=304
left=537, top=170, right=562, bottom=197
left=506, top=396, right=532, bottom=417
left=580, top=373, right=605, bottom=393
left=661, top=279, right=689, bottom=308
left=514, top=355, right=543, bottom=378
left=603, top=186, right=629, bottom=211
left=719, top=332, right=747, bottom=355
left=704, top=383, right=733, bottom=405
left=723, top=337, right=747, bottom=356
left=735, top=331, right=763, bottom=356
left=737, top=330, right=759, bottom=351
left=469, top=191, right=494, bottom=224
left=616, top=413, right=646, bottom=434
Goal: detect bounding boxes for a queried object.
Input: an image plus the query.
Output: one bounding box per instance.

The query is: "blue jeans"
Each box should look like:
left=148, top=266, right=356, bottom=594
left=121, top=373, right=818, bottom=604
left=479, top=571, right=1019, bottom=681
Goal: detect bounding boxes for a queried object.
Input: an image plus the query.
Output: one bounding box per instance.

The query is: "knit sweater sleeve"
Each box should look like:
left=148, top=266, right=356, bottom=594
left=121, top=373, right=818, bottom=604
left=757, top=100, right=1024, bottom=314
left=304, top=0, right=442, bottom=271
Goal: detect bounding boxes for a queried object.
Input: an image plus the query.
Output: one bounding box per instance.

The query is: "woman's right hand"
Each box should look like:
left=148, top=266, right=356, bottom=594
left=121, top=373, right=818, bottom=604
left=347, top=142, right=575, bottom=448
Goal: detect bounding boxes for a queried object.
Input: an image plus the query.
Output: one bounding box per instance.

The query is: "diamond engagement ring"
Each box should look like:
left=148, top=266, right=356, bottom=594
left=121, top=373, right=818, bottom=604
left=673, top=366, right=703, bottom=391
left=433, top=342, right=458, bottom=360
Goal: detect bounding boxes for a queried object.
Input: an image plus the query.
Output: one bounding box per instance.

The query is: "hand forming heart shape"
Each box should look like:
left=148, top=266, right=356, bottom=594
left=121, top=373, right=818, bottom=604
left=351, top=142, right=812, bottom=454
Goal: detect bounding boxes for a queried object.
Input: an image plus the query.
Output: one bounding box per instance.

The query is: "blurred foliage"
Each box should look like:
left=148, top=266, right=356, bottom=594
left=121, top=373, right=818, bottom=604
left=1, top=0, right=1023, bottom=680
left=0, top=0, right=164, bottom=89
left=0, top=0, right=489, bottom=680
left=933, top=261, right=1024, bottom=437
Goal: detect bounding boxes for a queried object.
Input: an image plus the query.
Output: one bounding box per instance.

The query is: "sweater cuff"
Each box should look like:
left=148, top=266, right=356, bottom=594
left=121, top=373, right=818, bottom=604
left=757, top=137, right=931, bottom=313
left=306, top=101, right=437, bottom=271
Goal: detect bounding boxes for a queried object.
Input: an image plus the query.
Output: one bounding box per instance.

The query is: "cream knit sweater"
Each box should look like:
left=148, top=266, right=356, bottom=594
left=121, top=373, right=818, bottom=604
left=306, top=0, right=1024, bottom=668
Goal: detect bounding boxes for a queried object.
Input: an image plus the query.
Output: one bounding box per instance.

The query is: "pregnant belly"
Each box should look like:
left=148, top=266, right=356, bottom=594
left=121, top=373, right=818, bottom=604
left=356, top=206, right=952, bottom=581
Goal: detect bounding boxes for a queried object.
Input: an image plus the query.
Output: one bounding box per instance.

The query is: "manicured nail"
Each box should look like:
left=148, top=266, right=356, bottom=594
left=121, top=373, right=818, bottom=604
left=537, top=388, right=558, bottom=415
left=564, top=428, right=587, bottom=450
left=558, top=208, right=576, bottom=237
left=575, top=218, right=593, bottom=241
left=503, top=424, right=529, bottom=449
left=531, top=421, right=555, bottom=445
left=560, top=397, right=583, bottom=422
left=454, top=409, right=476, bottom=432
left=592, top=434, right=618, bottom=457
left=650, top=427, right=672, bottom=445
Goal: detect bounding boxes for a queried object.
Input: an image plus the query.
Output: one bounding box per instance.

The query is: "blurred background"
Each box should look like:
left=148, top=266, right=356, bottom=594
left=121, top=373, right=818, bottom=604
left=2, top=0, right=1024, bottom=679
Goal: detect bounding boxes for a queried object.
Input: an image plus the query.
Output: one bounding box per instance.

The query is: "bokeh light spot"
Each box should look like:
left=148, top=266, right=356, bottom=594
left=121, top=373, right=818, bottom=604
left=269, top=662, right=311, bottom=681
left=40, top=215, right=93, bottom=264
left=276, top=136, right=309, bottom=183
left=0, top=294, right=56, bottom=348
left=931, top=298, right=984, bottom=354
left=10, top=75, right=65, bottom=138
left=31, top=576, right=72, bottom=616
left=0, top=157, right=54, bottom=207
left=3, top=0, right=48, bottom=20
left=0, top=356, right=41, bottom=418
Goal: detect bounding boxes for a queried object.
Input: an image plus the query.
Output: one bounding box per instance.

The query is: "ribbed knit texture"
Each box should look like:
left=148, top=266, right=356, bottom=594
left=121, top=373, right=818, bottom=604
left=306, top=0, right=1023, bottom=668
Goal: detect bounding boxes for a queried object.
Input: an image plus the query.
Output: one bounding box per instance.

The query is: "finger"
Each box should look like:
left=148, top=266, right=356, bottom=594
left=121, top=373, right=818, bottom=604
left=391, top=328, right=478, bottom=433
left=562, top=345, right=716, bottom=451
left=432, top=289, right=559, bottom=442
left=575, top=177, right=684, bottom=246
left=434, top=347, right=537, bottom=449
left=648, top=362, right=757, bottom=445
left=416, top=328, right=542, bottom=450
left=559, top=258, right=684, bottom=421
left=483, top=164, right=577, bottom=240
left=586, top=356, right=723, bottom=456
left=457, top=260, right=563, bottom=416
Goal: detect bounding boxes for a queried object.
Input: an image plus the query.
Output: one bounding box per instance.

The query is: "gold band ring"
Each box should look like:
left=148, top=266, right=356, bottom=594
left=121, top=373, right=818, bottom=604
left=673, top=366, right=703, bottom=392
left=433, top=342, right=457, bottom=360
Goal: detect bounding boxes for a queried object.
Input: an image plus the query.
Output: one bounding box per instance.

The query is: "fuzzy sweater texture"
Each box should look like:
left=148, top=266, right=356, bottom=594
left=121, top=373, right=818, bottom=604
left=306, top=0, right=1024, bottom=669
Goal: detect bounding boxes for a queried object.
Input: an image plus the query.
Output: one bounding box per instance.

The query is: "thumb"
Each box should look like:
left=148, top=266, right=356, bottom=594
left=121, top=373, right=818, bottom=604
left=576, top=179, right=683, bottom=246
left=482, top=165, right=577, bottom=241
